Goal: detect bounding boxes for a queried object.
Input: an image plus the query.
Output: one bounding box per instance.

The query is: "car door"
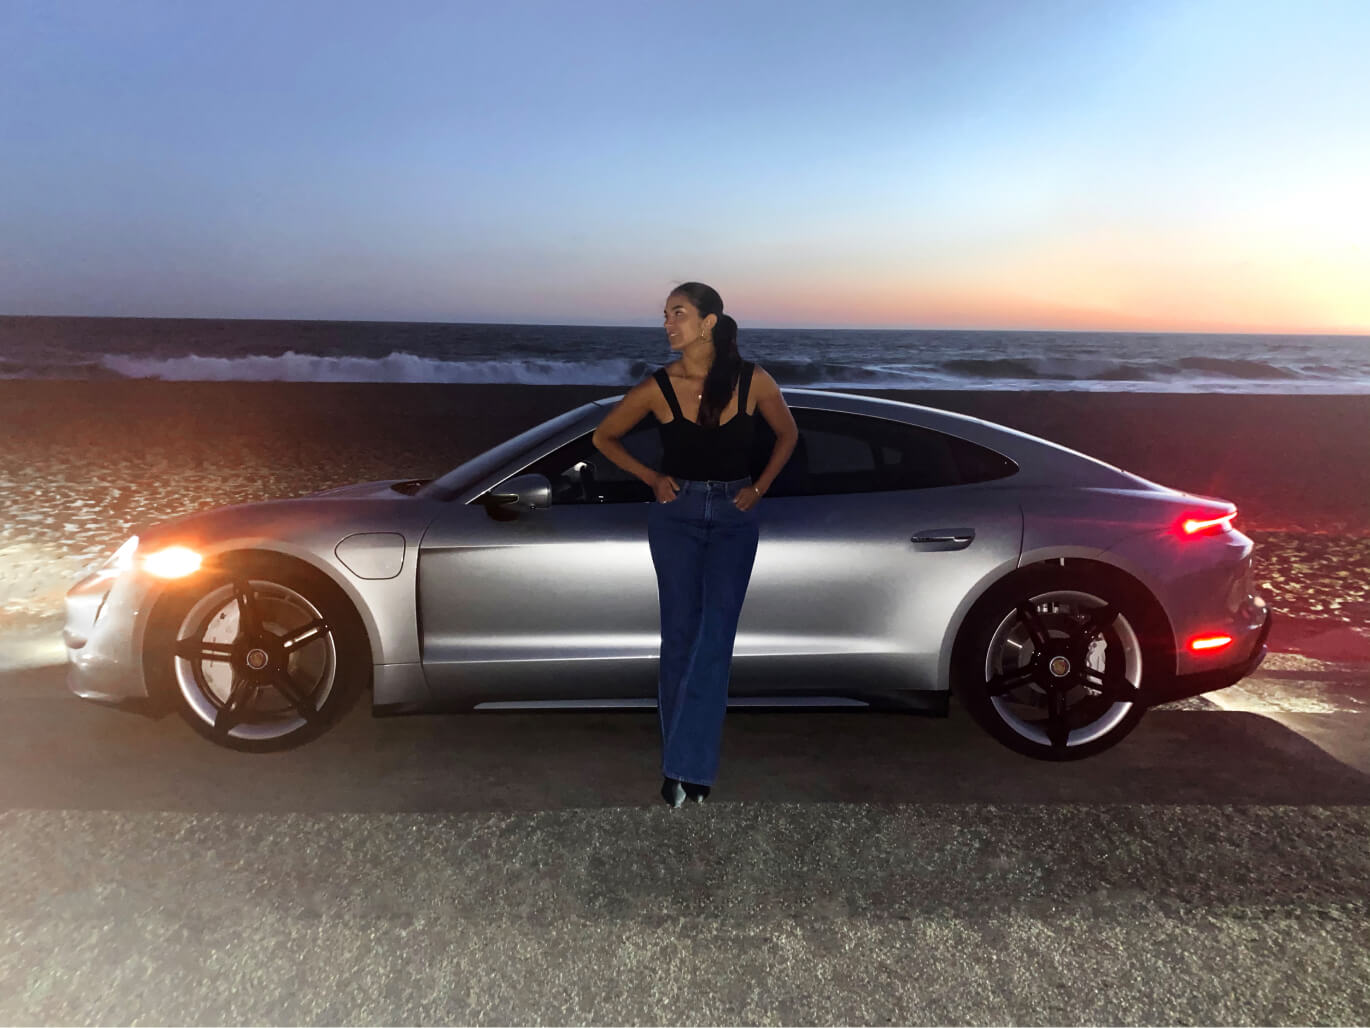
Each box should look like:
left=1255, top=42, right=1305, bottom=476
left=730, top=408, right=1023, bottom=695
left=417, top=422, right=665, bottom=703
left=418, top=405, right=1024, bottom=704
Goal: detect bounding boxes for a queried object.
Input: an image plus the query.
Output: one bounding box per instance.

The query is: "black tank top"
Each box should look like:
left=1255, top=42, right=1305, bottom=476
left=654, top=362, right=757, bottom=481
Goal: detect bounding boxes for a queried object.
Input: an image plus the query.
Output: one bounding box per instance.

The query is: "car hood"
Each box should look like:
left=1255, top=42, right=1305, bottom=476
left=303, top=478, right=430, bottom=498
left=134, top=479, right=436, bottom=548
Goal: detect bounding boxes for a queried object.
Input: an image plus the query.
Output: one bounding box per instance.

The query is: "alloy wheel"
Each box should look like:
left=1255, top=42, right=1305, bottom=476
left=982, top=588, right=1142, bottom=752
left=171, top=576, right=337, bottom=743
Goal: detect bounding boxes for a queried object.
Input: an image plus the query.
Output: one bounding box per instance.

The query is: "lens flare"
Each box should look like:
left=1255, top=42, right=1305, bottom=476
left=143, top=546, right=203, bottom=579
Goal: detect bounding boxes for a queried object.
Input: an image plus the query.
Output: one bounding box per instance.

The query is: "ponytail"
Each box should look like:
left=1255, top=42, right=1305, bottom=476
left=698, top=313, right=742, bottom=427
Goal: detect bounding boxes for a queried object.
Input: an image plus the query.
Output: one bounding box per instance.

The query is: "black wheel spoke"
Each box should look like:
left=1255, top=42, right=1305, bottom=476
left=213, top=677, right=255, bottom=739
left=1016, top=603, right=1050, bottom=651
left=271, top=670, right=322, bottom=724
left=1046, top=689, right=1070, bottom=750
left=280, top=619, right=329, bottom=653
left=233, top=578, right=263, bottom=634
left=986, top=667, right=1037, bottom=697
left=1081, top=665, right=1137, bottom=704
left=175, top=638, right=234, bottom=663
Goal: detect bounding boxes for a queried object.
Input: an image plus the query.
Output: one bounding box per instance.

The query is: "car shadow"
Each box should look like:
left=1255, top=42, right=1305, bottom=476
left=3, top=664, right=1369, bottom=812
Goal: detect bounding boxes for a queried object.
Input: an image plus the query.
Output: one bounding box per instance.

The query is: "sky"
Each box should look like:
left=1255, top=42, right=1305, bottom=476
left=2, top=0, right=1367, bottom=332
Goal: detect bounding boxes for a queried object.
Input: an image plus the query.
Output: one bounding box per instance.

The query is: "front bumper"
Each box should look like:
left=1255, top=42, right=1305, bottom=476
left=1145, top=600, right=1273, bottom=707
left=64, top=568, right=156, bottom=703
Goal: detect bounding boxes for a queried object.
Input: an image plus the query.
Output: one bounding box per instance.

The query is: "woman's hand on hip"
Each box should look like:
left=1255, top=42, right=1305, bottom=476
left=652, top=474, right=680, bottom=503
left=733, top=484, right=763, bottom=511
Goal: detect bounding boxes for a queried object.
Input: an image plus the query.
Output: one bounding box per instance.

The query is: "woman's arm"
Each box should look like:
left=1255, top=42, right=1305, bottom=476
left=591, top=378, right=663, bottom=486
left=750, top=366, right=798, bottom=496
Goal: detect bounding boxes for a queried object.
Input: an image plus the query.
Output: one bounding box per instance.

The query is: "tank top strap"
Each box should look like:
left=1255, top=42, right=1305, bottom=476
left=653, top=368, right=684, bottom=421
left=739, top=361, right=756, bottom=414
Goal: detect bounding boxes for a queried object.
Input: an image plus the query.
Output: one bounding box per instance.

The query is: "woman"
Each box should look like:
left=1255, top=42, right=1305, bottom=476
left=592, top=282, right=799, bottom=807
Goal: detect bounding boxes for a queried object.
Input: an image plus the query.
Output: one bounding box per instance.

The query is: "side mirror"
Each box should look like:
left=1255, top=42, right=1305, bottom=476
left=486, top=473, right=552, bottom=512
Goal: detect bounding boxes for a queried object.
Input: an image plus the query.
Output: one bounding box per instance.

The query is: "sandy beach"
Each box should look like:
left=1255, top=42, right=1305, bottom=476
left=2, top=381, right=1368, bottom=644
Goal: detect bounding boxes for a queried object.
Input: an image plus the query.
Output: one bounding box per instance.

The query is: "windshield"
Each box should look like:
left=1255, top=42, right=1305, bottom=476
left=415, top=404, right=600, bottom=502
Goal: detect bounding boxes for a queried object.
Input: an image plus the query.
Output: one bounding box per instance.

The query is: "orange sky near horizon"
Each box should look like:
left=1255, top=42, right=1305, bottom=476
left=727, top=228, right=1370, bottom=335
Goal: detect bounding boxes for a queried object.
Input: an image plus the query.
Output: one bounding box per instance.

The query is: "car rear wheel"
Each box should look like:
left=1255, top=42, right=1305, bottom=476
left=146, top=555, right=370, bottom=751
left=953, top=567, right=1153, bottom=760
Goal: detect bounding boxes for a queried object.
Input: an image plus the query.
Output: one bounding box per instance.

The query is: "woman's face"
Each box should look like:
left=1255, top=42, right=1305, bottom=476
left=663, top=293, right=716, bottom=353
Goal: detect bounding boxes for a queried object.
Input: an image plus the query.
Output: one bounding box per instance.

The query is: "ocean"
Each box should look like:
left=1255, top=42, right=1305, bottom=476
left=2, top=315, right=1367, bottom=393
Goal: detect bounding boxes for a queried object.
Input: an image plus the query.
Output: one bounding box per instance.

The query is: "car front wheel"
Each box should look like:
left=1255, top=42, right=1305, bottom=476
left=145, top=555, right=370, bottom=751
left=953, top=567, right=1155, bottom=760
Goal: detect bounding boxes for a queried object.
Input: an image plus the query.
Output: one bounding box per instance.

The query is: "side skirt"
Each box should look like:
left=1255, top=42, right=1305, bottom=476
left=372, top=690, right=952, bottom=718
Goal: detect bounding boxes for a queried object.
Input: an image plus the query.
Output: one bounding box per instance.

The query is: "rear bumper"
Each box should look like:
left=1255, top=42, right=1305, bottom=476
left=1145, top=602, right=1272, bottom=707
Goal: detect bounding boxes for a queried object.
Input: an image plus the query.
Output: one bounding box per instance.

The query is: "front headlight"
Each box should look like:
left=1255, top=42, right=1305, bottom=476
left=93, top=536, right=205, bottom=581
left=142, top=546, right=203, bottom=579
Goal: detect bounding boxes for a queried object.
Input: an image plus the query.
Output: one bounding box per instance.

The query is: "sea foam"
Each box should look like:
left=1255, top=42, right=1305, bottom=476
left=97, top=351, right=657, bottom=385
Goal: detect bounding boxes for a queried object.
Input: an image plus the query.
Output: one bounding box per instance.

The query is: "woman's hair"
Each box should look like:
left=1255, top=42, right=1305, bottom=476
left=670, top=281, right=741, bottom=428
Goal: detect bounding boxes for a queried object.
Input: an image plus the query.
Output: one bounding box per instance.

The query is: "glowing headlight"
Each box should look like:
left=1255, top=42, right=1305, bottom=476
left=143, top=546, right=204, bottom=579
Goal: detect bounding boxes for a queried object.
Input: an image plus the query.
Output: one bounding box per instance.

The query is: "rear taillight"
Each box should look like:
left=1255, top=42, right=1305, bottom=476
left=1180, top=507, right=1237, bottom=537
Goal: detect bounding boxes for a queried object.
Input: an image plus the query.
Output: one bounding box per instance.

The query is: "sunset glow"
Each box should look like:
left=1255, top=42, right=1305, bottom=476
left=2, top=0, right=1367, bottom=332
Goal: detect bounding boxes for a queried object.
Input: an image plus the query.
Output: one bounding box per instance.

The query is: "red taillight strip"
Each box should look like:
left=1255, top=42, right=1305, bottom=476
left=1190, top=634, right=1234, bottom=651
left=1182, top=508, right=1237, bottom=535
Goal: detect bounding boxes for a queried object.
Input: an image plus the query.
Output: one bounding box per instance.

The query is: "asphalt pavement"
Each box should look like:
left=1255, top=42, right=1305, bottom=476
left=2, top=639, right=1368, bottom=1025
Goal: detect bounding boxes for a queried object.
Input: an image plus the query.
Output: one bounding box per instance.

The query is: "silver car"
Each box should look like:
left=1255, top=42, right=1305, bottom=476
left=64, top=388, right=1270, bottom=760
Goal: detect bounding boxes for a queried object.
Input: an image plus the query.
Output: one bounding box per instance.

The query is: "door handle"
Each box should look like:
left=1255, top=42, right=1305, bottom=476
left=910, top=528, right=974, bottom=550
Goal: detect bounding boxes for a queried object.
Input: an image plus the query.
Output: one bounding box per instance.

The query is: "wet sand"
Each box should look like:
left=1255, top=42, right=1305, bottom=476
left=2, top=382, right=1368, bottom=637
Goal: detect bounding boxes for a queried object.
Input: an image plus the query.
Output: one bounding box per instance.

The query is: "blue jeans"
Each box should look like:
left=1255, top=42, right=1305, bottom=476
left=647, top=475, right=760, bottom=786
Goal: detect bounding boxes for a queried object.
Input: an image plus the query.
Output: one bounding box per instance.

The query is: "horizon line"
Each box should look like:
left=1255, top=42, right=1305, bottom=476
left=3, top=310, right=1369, bottom=338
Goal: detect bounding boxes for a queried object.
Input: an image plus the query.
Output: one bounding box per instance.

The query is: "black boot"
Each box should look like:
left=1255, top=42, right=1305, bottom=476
left=682, top=782, right=711, bottom=803
left=660, top=777, right=685, bottom=808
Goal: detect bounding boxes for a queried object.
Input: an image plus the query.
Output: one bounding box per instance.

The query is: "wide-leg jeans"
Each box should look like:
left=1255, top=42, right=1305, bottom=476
left=647, top=475, right=760, bottom=786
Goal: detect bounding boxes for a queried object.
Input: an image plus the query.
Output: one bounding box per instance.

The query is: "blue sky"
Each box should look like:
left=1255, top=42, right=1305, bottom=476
left=2, top=0, right=1367, bottom=330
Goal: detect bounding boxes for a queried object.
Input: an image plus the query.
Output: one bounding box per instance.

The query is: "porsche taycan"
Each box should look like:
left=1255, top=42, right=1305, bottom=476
left=64, top=388, right=1270, bottom=760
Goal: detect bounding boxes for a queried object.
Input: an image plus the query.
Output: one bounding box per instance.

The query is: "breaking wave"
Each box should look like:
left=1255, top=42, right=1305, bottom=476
left=95, top=351, right=659, bottom=385
left=63, top=350, right=1359, bottom=391
left=0, top=317, right=1366, bottom=393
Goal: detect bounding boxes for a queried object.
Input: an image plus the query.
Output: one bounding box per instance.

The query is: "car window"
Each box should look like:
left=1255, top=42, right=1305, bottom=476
left=752, top=409, right=1017, bottom=496
left=517, top=407, right=1017, bottom=504
left=946, top=432, right=1019, bottom=485
left=416, top=405, right=598, bottom=501
left=526, top=422, right=660, bottom=504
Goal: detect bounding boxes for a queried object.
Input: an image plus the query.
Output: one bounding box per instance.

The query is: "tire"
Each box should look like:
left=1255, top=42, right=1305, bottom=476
left=145, top=554, right=371, bottom=752
left=952, top=565, right=1155, bottom=761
